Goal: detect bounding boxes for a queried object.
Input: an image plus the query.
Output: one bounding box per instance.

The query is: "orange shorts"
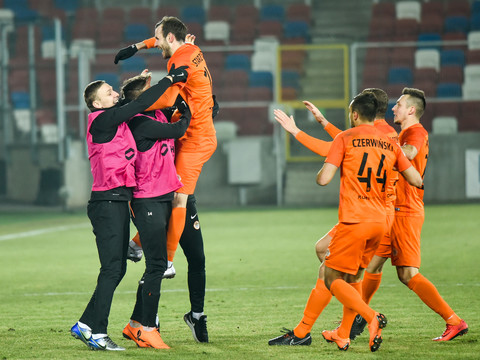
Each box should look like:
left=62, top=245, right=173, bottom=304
left=325, top=222, right=385, bottom=275
left=390, top=215, right=424, bottom=268
left=175, top=136, right=217, bottom=195
left=374, top=214, right=394, bottom=258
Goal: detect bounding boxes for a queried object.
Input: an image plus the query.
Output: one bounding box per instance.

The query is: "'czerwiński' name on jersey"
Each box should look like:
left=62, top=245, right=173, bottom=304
left=352, top=138, right=394, bottom=151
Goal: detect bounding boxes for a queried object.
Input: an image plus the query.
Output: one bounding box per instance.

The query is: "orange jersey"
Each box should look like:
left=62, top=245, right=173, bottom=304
left=167, top=44, right=215, bottom=140
left=395, top=123, right=428, bottom=216
left=374, top=119, right=399, bottom=215
left=326, top=124, right=411, bottom=223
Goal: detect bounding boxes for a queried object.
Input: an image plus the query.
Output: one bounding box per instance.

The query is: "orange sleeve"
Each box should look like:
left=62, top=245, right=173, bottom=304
left=394, top=144, right=412, bottom=172
left=295, top=131, right=332, bottom=157
left=324, top=122, right=342, bottom=139
left=143, top=37, right=156, bottom=49
left=325, top=132, right=345, bottom=167
left=145, top=85, right=181, bottom=111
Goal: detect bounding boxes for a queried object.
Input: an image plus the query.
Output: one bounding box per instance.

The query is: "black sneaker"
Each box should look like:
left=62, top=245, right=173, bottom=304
left=184, top=311, right=208, bottom=343
left=350, top=314, right=367, bottom=340
left=268, top=328, right=312, bottom=346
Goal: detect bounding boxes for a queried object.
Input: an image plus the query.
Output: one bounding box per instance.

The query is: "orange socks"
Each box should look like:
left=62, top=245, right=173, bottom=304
left=337, top=281, right=362, bottom=339
left=330, top=279, right=376, bottom=324
left=362, top=271, right=382, bottom=304
left=294, top=279, right=332, bottom=338
left=166, top=207, right=187, bottom=262
left=407, top=273, right=461, bottom=325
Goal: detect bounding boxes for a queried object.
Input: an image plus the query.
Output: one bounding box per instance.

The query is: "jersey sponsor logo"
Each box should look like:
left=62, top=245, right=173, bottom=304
left=125, top=148, right=135, bottom=160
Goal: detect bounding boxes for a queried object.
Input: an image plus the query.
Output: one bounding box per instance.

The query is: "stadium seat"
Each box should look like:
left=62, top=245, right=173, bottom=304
left=470, top=13, right=480, bottom=31
left=394, top=19, right=419, bottom=42
left=0, top=9, right=14, bottom=23
left=222, top=69, right=249, bottom=89
left=396, top=1, right=421, bottom=22
left=436, top=82, right=462, bottom=97
left=281, top=50, right=306, bottom=72
left=120, top=57, right=146, bottom=73
left=446, top=0, right=470, bottom=17
left=281, top=87, right=298, bottom=101
left=225, top=54, right=250, bottom=71
left=466, top=49, right=480, bottom=64
left=234, top=4, right=259, bottom=21
left=124, top=24, right=150, bottom=42
left=260, top=4, right=285, bottom=22
left=417, top=33, right=442, bottom=50
left=286, top=3, right=311, bottom=24
left=258, top=20, right=283, bottom=40
left=102, top=7, right=126, bottom=26
left=156, top=6, right=179, bottom=19
left=432, top=116, right=458, bottom=134
left=368, top=17, right=394, bottom=41
left=75, top=7, right=98, bottom=22
left=419, top=14, right=444, bottom=34
left=214, top=121, right=238, bottom=141
left=421, top=1, right=444, bottom=18
left=414, top=49, right=440, bottom=71
left=281, top=70, right=300, bottom=90
left=372, top=2, right=395, bottom=18
left=412, top=79, right=436, bottom=98
left=284, top=21, right=310, bottom=42
left=246, top=87, right=273, bottom=101
left=185, top=22, right=204, bottom=43
left=473, top=1, right=480, bottom=15
left=249, top=71, right=273, bottom=88
left=362, top=63, right=389, bottom=88
left=204, top=21, right=230, bottom=43
left=414, top=67, right=438, bottom=83
left=464, top=64, right=480, bottom=85
left=181, top=6, right=205, bottom=25
left=128, top=7, right=153, bottom=27
left=389, top=47, right=415, bottom=67
left=230, top=18, right=256, bottom=45
left=442, top=32, right=467, bottom=51
left=11, top=91, right=30, bottom=109
left=207, top=5, right=231, bottom=22
left=468, top=31, right=480, bottom=49
left=94, top=72, right=120, bottom=90
left=438, top=65, right=463, bottom=83
left=54, top=0, right=78, bottom=13
left=462, top=81, right=480, bottom=99
left=440, top=49, right=466, bottom=66
left=251, top=51, right=275, bottom=72
left=444, top=16, right=469, bottom=34
left=387, top=67, right=413, bottom=86
left=459, top=101, right=480, bottom=131
left=8, top=69, right=29, bottom=92
left=431, top=100, right=461, bottom=118
left=218, top=86, right=247, bottom=102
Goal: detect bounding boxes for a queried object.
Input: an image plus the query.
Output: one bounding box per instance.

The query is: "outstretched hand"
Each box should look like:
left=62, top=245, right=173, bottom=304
left=273, top=109, right=300, bottom=136
left=167, top=63, right=189, bottom=83
left=114, top=44, right=138, bottom=64
left=303, top=101, right=329, bottom=127
left=185, top=34, right=196, bottom=44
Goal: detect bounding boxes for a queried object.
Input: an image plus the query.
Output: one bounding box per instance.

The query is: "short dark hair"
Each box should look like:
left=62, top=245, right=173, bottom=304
left=362, top=88, right=388, bottom=118
left=402, top=87, right=426, bottom=119
left=155, top=16, right=187, bottom=42
left=84, top=80, right=105, bottom=112
left=351, top=92, right=378, bottom=122
left=120, top=75, right=149, bottom=103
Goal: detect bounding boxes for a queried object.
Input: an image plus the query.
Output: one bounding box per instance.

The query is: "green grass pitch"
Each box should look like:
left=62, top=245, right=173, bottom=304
left=0, top=203, right=478, bottom=359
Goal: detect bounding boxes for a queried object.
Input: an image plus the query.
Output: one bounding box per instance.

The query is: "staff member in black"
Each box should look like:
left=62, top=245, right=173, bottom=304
left=70, top=65, right=188, bottom=351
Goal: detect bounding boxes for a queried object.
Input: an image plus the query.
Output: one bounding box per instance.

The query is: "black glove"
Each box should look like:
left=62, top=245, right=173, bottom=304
left=211, top=95, right=219, bottom=118
left=114, top=44, right=138, bottom=64
left=168, top=63, right=189, bottom=83
left=180, top=107, right=192, bottom=124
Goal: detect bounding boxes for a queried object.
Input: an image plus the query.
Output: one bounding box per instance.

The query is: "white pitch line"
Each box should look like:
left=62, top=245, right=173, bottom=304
left=0, top=223, right=90, bottom=242
left=21, top=283, right=477, bottom=297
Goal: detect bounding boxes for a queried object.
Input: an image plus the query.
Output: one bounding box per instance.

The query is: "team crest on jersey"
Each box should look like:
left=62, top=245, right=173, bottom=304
left=193, top=220, right=200, bottom=230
